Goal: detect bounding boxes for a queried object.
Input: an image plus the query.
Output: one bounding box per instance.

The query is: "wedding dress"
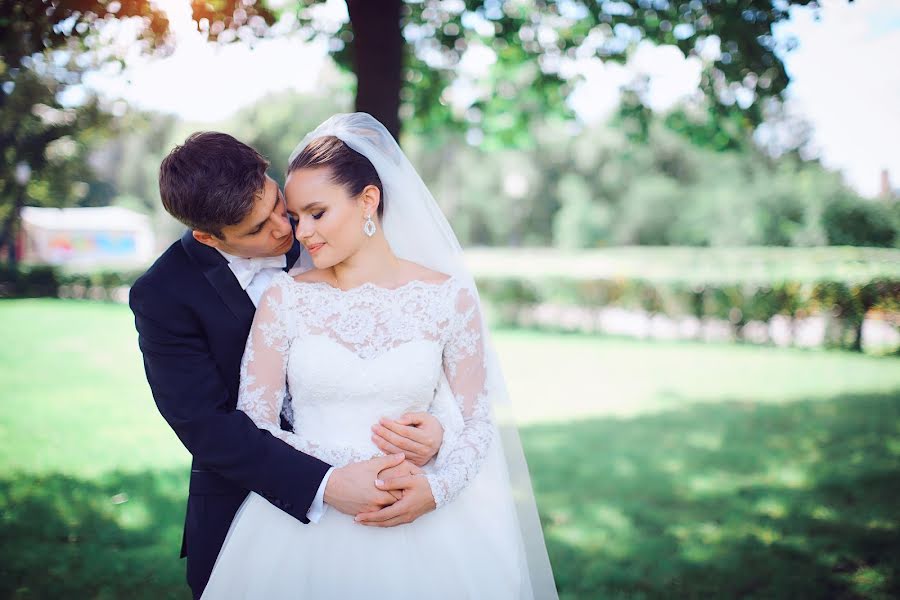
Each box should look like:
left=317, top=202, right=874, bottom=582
left=201, top=113, right=557, bottom=599
left=202, top=272, right=530, bottom=598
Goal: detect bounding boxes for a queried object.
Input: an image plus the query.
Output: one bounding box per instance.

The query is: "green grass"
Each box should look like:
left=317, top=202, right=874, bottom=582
left=1, top=299, right=899, bottom=599
left=0, top=299, right=187, bottom=475
left=528, top=393, right=900, bottom=599
left=495, top=327, right=900, bottom=424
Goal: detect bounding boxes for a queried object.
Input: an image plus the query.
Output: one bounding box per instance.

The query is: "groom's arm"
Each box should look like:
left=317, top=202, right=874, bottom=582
left=130, top=280, right=330, bottom=524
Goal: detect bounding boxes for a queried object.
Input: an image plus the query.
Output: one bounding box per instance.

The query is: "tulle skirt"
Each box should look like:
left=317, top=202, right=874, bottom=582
left=201, top=448, right=535, bottom=599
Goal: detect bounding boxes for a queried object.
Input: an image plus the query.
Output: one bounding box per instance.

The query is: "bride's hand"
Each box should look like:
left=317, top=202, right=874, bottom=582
left=377, top=460, right=423, bottom=501
left=356, top=473, right=436, bottom=527
left=371, top=412, right=444, bottom=467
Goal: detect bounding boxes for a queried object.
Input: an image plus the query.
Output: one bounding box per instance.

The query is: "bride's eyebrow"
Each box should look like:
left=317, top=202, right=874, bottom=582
left=300, top=201, right=325, bottom=212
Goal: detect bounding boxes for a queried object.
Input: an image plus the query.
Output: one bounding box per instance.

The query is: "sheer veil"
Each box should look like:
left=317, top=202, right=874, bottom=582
left=290, top=113, right=557, bottom=599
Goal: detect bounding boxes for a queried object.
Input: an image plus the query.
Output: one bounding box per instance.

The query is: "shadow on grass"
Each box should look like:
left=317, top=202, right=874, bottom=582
left=2, top=391, right=899, bottom=600
left=0, top=469, right=190, bottom=599
left=522, top=390, right=900, bottom=600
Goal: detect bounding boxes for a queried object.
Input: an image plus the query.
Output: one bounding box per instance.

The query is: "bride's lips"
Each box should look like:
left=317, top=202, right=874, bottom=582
left=306, top=243, right=325, bottom=255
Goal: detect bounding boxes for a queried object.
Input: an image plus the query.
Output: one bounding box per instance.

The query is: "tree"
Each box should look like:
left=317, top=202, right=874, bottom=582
left=0, top=0, right=169, bottom=263
left=195, top=0, right=820, bottom=143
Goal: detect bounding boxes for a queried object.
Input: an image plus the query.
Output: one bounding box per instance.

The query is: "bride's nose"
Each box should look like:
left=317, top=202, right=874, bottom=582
left=296, top=216, right=315, bottom=241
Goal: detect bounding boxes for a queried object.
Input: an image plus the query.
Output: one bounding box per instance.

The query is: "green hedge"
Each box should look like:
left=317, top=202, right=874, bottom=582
left=0, top=265, right=144, bottom=301
left=2, top=263, right=898, bottom=351
left=476, top=275, right=900, bottom=351
left=0, top=265, right=61, bottom=298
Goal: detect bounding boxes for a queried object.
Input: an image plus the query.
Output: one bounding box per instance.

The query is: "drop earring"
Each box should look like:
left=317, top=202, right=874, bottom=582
left=364, top=214, right=377, bottom=237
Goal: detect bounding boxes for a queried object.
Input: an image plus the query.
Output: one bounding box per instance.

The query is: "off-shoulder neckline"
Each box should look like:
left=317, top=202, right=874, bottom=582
left=277, top=271, right=457, bottom=294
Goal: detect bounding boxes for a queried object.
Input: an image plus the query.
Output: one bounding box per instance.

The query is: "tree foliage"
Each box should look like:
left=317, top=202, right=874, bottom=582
left=403, top=115, right=897, bottom=249
left=79, top=87, right=898, bottom=252
left=0, top=0, right=170, bottom=260
left=197, top=0, right=819, bottom=145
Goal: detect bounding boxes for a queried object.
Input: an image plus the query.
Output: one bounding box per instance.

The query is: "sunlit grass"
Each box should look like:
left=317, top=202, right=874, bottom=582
left=494, top=326, right=900, bottom=424
left=0, top=299, right=187, bottom=476
left=525, top=393, right=900, bottom=599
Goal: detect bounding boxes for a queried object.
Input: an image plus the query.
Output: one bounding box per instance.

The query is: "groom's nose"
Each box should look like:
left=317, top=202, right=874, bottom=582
left=272, top=212, right=292, bottom=238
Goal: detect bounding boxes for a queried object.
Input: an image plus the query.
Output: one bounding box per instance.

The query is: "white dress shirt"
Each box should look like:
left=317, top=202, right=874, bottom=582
left=217, top=248, right=334, bottom=523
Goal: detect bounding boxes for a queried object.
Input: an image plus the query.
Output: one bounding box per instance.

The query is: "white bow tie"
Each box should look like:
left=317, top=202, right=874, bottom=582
left=228, top=255, right=287, bottom=290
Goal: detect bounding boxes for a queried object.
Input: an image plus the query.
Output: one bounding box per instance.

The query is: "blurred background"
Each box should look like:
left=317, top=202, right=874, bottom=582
left=2, top=0, right=900, bottom=598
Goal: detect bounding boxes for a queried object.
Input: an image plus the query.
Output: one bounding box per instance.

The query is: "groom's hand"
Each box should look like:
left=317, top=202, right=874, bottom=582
left=371, top=413, right=443, bottom=467
left=355, top=473, right=436, bottom=527
left=324, top=453, right=405, bottom=515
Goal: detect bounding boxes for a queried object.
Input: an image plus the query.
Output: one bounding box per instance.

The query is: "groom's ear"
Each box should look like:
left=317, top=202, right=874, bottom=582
left=192, top=229, right=223, bottom=250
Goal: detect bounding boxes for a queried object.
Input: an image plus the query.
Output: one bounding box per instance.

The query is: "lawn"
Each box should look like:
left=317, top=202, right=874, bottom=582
left=1, top=299, right=899, bottom=599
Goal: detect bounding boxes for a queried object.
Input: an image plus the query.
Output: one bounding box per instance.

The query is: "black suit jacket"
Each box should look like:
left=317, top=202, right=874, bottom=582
left=129, top=231, right=331, bottom=598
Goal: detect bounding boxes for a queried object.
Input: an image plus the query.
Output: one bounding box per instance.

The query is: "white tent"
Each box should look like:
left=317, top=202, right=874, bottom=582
left=19, top=206, right=155, bottom=268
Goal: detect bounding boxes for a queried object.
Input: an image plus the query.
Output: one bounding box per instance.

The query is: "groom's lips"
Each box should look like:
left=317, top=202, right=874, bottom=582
left=306, top=243, right=325, bottom=255
left=276, top=235, right=293, bottom=251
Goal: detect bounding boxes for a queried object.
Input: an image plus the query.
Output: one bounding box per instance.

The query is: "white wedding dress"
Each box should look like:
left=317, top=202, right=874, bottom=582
left=201, top=272, right=533, bottom=599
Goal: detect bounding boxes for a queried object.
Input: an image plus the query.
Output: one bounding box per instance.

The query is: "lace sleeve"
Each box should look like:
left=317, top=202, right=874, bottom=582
left=238, top=277, right=323, bottom=459
left=425, top=285, right=494, bottom=508
left=426, top=376, right=464, bottom=453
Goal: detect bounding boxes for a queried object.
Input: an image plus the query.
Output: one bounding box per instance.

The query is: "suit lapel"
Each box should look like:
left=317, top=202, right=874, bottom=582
left=284, top=238, right=302, bottom=272
left=180, top=231, right=255, bottom=324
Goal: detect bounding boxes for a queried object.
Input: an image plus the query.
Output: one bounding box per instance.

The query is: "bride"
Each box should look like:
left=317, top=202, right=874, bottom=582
left=201, top=113, right=557, bottom=599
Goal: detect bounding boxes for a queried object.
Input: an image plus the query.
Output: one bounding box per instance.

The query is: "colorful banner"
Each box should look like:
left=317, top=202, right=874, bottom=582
left=27, top=230, right=140, bottom=265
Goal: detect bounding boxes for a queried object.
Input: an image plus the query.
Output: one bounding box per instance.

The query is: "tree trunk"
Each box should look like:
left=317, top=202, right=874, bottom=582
left=347, top=0, right=404, bottom=141
left=0, top=189, right=24, bottom=267
left=852, top=320, right=864, bottom=352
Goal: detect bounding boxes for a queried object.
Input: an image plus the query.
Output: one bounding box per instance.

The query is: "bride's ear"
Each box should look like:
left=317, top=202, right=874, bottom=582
left=359, top=184, right=381, bottom=219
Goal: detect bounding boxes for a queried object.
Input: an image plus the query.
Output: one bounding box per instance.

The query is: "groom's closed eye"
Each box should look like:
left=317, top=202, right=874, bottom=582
left=244, top=222, right=267, bottom=237
left=243, top=188, right=285, bottom=237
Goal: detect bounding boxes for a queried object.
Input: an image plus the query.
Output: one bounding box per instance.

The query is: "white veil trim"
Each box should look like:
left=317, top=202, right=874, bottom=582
left=290, top=113, right=558, bottom=599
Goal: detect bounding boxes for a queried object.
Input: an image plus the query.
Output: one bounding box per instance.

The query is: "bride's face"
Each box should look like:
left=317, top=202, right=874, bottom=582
left=284, top=167, right=380, bottom=269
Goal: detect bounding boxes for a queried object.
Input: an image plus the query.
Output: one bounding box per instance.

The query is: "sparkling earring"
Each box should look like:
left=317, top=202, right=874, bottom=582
left=364, top=214, right=377, bottom=237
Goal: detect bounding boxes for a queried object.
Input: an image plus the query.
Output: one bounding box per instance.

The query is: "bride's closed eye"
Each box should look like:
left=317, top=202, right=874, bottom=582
left=312, top=211, right=325, bottom=220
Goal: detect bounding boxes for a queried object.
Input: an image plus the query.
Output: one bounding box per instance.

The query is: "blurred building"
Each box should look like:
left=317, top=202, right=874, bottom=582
left=18, top=206, right=155, bottom=268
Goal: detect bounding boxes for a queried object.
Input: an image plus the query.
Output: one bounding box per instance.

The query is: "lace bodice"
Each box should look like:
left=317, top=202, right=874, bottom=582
left=237, top=271, right=494, bottom=508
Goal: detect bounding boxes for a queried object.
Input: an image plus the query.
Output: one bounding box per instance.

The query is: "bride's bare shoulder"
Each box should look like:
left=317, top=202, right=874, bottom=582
left=399, top=260, right=451, bottom=284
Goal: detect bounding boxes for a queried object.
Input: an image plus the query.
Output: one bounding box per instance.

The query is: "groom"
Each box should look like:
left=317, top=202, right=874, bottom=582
left=131, top=132, right=447, bottom=598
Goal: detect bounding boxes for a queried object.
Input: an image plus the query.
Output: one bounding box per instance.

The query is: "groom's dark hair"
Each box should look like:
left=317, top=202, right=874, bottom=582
left=159, top=132, right=269, bottom=237
left=288, top=136, right=384, bottom=219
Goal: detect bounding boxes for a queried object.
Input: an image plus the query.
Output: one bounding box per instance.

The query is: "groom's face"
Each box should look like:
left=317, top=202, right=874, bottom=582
left=195, top=176, right=295, bottom=258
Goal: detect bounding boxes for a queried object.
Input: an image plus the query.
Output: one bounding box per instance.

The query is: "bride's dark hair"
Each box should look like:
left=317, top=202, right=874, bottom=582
left=287, top=136, right=385, bottom=219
